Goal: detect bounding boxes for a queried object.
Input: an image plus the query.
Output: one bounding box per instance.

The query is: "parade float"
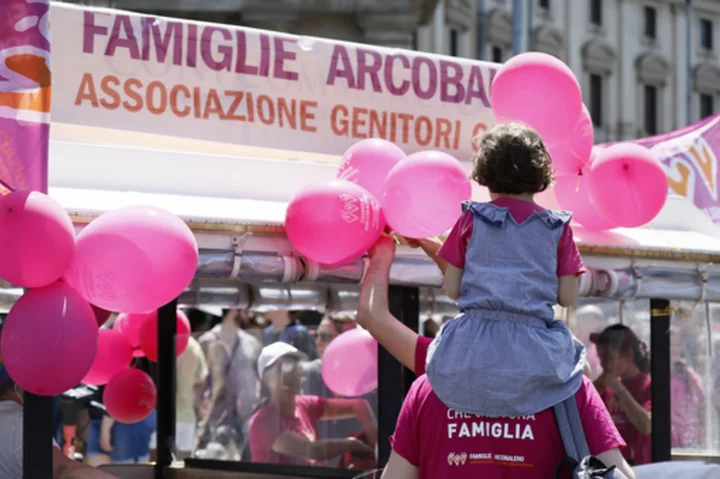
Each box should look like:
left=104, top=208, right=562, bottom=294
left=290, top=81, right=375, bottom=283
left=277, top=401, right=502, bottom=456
left=2, top=1, right=720, bottom=478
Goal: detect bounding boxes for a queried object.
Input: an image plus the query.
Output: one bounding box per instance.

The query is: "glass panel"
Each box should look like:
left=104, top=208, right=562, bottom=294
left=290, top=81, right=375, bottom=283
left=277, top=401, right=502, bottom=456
left=589, top=74, right=603, bottom=127
left=191, top=308, right=380, bottom=471
left=669, top=302, right=720, bottom=457
left=644, top=7, right=656, bottom=39
left=573, top=299, right=653, bottom=465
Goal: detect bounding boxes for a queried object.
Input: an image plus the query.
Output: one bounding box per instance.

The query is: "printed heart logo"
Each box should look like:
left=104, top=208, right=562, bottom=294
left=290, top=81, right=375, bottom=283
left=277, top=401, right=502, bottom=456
left=460, top=453, right=467, bottom=464
left=447, top=453, right=454, bottom=465
left=453, top=455, right=460, bottom=466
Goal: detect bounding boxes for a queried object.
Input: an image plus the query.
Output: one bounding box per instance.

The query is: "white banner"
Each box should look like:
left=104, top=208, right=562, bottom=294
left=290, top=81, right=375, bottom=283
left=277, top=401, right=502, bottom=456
left=50, top=3, right=499, bottom=162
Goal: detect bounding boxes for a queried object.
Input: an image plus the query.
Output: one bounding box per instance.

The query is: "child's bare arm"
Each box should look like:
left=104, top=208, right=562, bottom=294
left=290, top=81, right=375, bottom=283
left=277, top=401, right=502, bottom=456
left=444, top=265, right=463, bottom=301
left=557, top=275, right=578, bottom=307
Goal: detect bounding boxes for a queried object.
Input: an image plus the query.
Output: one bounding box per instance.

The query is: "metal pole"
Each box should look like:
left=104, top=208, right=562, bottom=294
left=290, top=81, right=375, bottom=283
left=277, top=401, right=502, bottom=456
left=650, top=299, right=672, bottom=462
left=527, top=0, right=534, bottom=51
left=476, top=0, right=486, bottom=60
left=686, top=0, right=693, bottom=125
left=155, top=299, right=178, bottom=478
left=512, top=0, right=524, bottom=55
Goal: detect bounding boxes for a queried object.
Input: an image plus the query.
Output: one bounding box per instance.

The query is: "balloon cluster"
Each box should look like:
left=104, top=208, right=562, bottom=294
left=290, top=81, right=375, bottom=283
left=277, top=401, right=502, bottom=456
left=491, top=52, right=669, bottom=229
left=0, top=193, right=198, bottom=424
left=286, top=141, right=472, bottom=264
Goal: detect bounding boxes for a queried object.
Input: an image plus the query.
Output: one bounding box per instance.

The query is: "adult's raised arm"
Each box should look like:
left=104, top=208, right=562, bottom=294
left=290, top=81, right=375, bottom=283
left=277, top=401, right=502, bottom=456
left=357, top=237, right=421, bottom=372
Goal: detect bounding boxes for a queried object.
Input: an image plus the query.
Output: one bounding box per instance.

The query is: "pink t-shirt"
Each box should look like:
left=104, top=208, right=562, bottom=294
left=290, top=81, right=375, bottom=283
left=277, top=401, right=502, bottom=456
left=599, top=372, right=652, bottom=465
left=409, top=337, right=624, bottom=477
left=438, top=198, right=585, bottom=277
left=248, top=395, right=328, bottom=465
left=391, top=375, right=625, bottom=479
left=671, top=366, right=705, bottom=447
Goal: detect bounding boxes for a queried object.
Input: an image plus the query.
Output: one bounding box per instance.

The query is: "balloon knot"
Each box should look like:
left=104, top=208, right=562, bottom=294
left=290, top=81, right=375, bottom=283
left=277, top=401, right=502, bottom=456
left=623, top=164, right=630, bottom=171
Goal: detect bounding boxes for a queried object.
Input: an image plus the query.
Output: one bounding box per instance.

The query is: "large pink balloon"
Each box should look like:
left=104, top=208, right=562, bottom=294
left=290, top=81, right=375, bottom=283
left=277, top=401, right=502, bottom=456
left=491, top=52, right=583, bottom=144
left=589, top=143, right=669, bottom=228
left=285, top=180, right=384, bottom=265
left=321, top=328, right=377, bottom=397
left=547, top=105, right=594, bottom=176
left=337, top=139, right=406, bottom=201
left=382, top=151, right=472, bottom=238
left=554, top=173, right=615, bottom=231
left=104, top=368, right=157, bottom=424
left=0, top=282, right=98, bottom=396
left=114, top=312, right=150, bottom=358
left=83, top=329, right=133, bottom=386
left=64, top=205, right=198, bottom=313
left=138, top=310, right=191, bottom=362
left=0, top=191, right=75, bottom=288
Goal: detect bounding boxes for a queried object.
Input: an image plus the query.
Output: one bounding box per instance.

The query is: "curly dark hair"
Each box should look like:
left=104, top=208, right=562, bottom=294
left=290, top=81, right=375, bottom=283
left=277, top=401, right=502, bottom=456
left=471, top=123, right=554, bottom=195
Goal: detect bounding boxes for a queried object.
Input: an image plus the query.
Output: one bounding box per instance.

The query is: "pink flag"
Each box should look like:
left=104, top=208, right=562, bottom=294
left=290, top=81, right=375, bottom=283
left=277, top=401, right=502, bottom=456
left=597, top=114, right=720, bottom=224
left=0, top=0, right=51, bottom=195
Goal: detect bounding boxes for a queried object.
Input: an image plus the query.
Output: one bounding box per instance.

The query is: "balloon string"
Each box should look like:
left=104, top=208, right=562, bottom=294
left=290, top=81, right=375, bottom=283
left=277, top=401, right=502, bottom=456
left=0, top=178, right=16, bottom=194
left=563, top=140, right=592, bottom=171
left=574, top=172, right=581, bottom=193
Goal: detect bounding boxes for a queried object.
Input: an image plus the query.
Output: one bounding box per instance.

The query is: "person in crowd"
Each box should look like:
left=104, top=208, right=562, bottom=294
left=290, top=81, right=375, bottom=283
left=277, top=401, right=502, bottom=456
left=574, top=305, right=609, bottom=379
left=0, top=333, right=119, bottom=478
left=421, top=317, right=439, bottom=339
left=668, top=326, right=705, bottom=448
left=357, top=236, right=634, bottom=478
left=239, top=312, right=266, bottom=343
left=248, top=342, right=377, bottom=466
left=591, top=324, right=652, bottom=466
left=197, top=308, right=262, bottom=459
left=303, top=315, right=379, bottom=467
left=176, top=335, right=208, bottom=459
left=262, top=310, right=317, bottom=359
left=409, top=123, right=587, bottom=418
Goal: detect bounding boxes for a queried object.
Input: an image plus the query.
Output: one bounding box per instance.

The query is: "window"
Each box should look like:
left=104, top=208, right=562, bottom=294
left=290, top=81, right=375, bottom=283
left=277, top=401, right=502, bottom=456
left=539, top=0, right=550, bottom=8
left=700, top=19, right=714, bottom=50
left=411, top=30, right=418, bottom=51
left=590, top=0, right=602, bottom=26
left=700, top=94, right=715, bottom=119
left=644, top=6, right=657, bottom=39
left=491, top=46, right=503, bottom=63
left=644, top=85, right=658, bottom=135
left=589, top=74, right=603, bottom=127
left=449, top=28, right=459, bottom=57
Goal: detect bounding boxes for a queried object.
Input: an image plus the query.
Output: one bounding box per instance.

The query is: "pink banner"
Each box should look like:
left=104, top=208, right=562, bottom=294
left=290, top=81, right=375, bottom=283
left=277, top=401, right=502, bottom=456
left=0, top=0, right=51, bottom=194
left=598, top=113, right=720, bottom=224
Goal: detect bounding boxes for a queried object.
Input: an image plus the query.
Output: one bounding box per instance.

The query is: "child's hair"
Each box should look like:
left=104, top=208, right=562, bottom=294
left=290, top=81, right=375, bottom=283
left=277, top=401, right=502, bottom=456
left=471, top=123, right=554, bottom=195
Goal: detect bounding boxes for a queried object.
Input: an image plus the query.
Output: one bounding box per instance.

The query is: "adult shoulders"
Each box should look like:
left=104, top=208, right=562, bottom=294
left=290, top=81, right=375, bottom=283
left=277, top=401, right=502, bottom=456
left=575, top=376, right=626, bottom=456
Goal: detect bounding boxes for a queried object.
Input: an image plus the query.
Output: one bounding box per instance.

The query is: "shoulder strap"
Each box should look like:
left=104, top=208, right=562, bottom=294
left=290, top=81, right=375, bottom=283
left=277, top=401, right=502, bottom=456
left=553, top=395, right=590, bottom=462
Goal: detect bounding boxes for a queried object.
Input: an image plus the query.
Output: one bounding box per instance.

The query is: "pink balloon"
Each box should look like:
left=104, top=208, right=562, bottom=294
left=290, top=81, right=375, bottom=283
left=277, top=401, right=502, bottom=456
left=104, top=368, right=157, bottom=424
left=83, top=329, right=133, bottom=386
left=114, top=312, right=150, bottom=357
left=138, top=310, right=191, bottom=362
left=0, top=282, right=98, bottom=396
left=64, top=205, right=198, bottom=313
left=0, top=191, right=75, bottom=288
left=491, top=52, right=583, bottom=144
left=589, top=143, right=669, bottom=228
left=382, top=151, right=472, bottom=238
left=547, top=104, right=594, bottom=176
left=554, top=173, right=616, bottom=231
left=337, top=139, right=406, bottom=201
left=286, top=180, right=384, bottom=265
left=321, top=328, right=377, bottom=397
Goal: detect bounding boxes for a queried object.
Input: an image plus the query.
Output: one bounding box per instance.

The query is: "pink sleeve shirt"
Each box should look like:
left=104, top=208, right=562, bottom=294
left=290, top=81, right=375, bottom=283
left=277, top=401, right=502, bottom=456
left=248, top=395, right=327, bottom=465
left=438, top=198, right=585, bottom=277
left=390, top=374, right=625, bottom=479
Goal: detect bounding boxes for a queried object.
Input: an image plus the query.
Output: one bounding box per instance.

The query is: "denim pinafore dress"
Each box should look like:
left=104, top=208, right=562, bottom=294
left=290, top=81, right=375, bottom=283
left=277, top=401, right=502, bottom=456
left=426, top=201, right=586, bottom=417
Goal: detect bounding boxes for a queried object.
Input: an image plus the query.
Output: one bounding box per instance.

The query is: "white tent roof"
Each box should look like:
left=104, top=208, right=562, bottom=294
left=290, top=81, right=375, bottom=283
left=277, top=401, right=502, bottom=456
left=50, top=126, right=720, bottom=260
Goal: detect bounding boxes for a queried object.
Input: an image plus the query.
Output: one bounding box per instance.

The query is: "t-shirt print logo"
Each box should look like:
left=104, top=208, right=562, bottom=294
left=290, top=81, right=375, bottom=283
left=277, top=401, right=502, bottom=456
left=339, top=193, right=359, bottom=224
left=447, top=452, right=467, bottom=466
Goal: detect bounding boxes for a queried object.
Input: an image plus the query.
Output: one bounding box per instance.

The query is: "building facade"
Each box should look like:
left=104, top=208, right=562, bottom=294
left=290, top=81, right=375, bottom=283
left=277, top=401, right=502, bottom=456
left=64, top=0, right=719, bottom=141
left=420, top=0, right=720, bottom=141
